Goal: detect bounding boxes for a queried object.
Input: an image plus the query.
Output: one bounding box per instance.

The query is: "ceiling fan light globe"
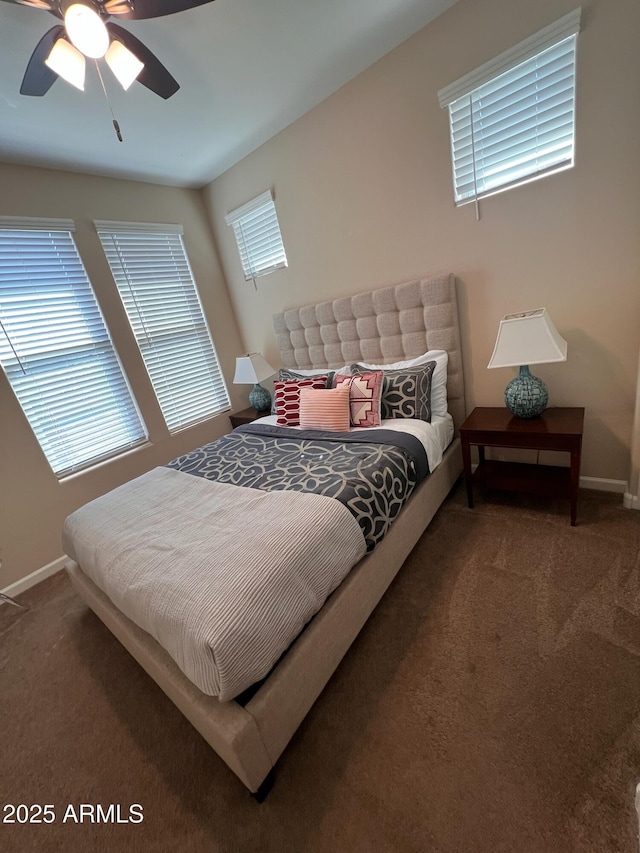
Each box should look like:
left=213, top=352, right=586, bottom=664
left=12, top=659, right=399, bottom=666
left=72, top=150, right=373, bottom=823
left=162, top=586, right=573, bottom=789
left=105, top=41, right=144, bottom=90
left=64, top=4, right=110, bottom=59
left=44, top=38, right=86, bottom=90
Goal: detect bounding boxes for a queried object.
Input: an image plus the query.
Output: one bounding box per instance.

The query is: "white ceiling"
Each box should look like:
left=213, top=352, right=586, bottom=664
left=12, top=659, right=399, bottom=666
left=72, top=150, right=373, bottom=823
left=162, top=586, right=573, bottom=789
left=0, top=0, right=458, bottom=188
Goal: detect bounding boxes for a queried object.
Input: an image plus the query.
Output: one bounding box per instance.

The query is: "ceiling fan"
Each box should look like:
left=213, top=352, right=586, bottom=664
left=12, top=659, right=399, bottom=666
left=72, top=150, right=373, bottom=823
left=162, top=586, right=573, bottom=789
left=1, top=0, right=216, bottom=99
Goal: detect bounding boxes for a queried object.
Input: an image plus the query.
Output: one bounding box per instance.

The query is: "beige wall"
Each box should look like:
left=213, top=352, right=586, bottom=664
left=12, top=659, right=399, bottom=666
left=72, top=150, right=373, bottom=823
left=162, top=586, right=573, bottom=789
left=3, top=0, right=639, bottom=587
left=203, top=0, right=640, bottom=485
left=0, top=163, right=245, bottom=588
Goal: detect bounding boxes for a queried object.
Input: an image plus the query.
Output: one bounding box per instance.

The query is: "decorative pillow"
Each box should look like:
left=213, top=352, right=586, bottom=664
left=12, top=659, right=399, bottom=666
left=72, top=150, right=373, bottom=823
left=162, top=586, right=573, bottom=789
left=299, top=386, right=351, bottom=432
left=334, top=371, right=383, bottom=427
left=351, top=361, right=436, bottom=421
left=356, top=350, right=448, bottom=419
left=274, top=377, right=328, bottom=426
left=271, top=369, right=334, bottom=414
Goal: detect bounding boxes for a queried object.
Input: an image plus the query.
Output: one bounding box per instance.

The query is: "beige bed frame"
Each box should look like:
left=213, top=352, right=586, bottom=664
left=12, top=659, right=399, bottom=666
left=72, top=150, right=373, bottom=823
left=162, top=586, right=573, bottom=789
left=66, top=273, right=465, bottom=797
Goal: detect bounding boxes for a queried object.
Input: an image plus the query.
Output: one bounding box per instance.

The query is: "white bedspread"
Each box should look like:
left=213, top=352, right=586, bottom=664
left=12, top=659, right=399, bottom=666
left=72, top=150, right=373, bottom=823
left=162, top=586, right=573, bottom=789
left=63, top=466, right=366, bottom=701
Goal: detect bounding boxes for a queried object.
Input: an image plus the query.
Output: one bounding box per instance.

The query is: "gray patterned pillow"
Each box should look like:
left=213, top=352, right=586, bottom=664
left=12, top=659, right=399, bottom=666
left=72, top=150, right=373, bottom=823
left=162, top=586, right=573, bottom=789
left=351, top=361, right=436, bottom=421
left=271, top=369, right=335, bottom=414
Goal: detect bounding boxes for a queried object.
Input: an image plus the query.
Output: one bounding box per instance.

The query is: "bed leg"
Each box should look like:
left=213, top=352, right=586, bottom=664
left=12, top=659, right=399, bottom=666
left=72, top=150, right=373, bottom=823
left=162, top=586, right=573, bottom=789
left=251, top=768, right=276, bottom=803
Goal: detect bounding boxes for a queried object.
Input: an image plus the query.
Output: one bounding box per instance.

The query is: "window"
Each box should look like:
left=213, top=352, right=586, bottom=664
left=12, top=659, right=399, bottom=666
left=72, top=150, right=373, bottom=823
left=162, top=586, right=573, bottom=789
left=225, top=190, right=288, bottom=281
left=0, top=217, right=147, bottom=477
left=438, top=9, right=581, bottom=206
left=96, top=221, right=230, bottom=433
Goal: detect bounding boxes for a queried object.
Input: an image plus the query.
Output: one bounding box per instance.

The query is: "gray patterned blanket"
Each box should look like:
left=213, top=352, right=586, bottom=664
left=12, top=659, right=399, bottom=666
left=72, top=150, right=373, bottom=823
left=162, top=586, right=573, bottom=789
left=166, top=423, right=429, bottom=551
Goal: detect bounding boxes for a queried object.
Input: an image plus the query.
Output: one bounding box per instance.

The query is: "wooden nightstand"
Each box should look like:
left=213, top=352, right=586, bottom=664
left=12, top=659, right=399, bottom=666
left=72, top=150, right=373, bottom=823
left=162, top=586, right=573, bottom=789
left=229, top=407, right=270, bottom=429
left=459, top=406, right=585, bottom=525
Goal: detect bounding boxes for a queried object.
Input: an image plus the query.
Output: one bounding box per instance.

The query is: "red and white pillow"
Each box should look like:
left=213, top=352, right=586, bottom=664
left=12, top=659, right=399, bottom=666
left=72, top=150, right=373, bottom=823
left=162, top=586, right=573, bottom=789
left=274, top=377, right=328, bottom=426
left=299, top=386, right=351, bottom=431
left=335, top=371, right=383, bottom=427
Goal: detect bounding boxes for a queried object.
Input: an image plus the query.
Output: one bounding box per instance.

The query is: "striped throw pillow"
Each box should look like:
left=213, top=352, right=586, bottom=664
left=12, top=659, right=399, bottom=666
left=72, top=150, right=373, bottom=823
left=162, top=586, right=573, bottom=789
left=274, top=377, right=328, bottom=426
left=299, top=386, right=351, bottom=431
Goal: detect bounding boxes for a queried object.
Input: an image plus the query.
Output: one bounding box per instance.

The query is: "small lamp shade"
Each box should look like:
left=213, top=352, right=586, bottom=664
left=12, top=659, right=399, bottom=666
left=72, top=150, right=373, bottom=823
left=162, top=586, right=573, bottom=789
left=233, top=352, right=275, bottom=411
left=488, top=309, right=567, bottom=368
left=488, top=309, right=568, bottom=418
left=105, top=41, right=144, bottom=91
left=45, top=38, right=86, bottom=91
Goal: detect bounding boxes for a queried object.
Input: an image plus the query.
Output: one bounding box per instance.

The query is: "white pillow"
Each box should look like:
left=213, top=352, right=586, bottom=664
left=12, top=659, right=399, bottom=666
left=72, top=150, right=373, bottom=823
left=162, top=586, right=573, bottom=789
left=279, top=365, right=351, bottom=376
left=355, top=350, right=448, bottom=419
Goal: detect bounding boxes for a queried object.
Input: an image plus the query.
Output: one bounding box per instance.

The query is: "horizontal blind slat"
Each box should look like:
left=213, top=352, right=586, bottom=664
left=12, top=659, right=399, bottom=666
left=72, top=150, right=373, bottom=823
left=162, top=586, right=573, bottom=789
left=97, top=226, right=230, bottom=431
left=446, top=26, right=577, bottom=205
left=227, top=192, right=288, bottom=280
left=0, top=226, right=147, bottom=476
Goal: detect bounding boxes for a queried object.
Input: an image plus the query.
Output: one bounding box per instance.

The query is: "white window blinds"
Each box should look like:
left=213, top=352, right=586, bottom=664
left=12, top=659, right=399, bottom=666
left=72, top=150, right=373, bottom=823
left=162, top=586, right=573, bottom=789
left=225, top=190, right=288, bottom=281
left=96, top=222, right=230, bottom=432
left=438, top=9, right=581, bottom=205
left=0, top=218, right=147, bottom=477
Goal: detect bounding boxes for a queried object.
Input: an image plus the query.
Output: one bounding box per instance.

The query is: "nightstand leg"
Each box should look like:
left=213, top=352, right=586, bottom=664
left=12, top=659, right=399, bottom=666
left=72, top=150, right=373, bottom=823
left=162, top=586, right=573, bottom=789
left=570, top=447, right=580, bottom=526
left=461, top=439, right=474, bottom=508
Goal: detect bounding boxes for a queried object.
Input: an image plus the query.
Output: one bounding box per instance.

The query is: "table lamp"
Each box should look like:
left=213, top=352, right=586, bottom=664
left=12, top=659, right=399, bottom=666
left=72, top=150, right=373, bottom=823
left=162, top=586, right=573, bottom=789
left=487, top=309, right=568, bottom=418
left=233, top=352, right=275, bottom=411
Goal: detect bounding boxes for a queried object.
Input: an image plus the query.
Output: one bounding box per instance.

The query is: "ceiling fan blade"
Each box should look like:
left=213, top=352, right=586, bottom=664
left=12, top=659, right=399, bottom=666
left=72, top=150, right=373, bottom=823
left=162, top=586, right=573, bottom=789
left=103, top=0, right=215, bottom=21
left=20, top=25, right=64, bottom=96
left=0, top=0, right=56, bottom=10
left=107, top=23, right=179, bottom=99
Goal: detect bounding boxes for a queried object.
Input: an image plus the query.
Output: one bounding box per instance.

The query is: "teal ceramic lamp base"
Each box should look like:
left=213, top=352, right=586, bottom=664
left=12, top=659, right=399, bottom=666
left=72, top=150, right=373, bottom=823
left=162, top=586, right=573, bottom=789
left=249, top=383, right=271, bottom=412
left=504, top=365, right=548, bottom=418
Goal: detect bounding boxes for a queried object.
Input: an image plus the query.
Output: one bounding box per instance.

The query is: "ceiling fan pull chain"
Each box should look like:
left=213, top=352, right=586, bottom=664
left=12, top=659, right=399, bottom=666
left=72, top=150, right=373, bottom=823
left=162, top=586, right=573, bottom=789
left=94, top=59, right=124, bottom=142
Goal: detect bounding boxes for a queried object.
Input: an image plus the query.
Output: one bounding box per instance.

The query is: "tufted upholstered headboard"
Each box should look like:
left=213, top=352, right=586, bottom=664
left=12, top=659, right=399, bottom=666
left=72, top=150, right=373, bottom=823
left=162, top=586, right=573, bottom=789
left=272, top=273, right=466, bottom=430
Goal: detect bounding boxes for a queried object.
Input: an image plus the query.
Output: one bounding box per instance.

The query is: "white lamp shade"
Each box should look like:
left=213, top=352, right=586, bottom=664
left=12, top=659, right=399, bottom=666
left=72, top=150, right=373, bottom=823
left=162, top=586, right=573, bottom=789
left=45, top=38, right=86, bottom=90
left=233, top=352, right=275, bottom=384
left=64, top=4, right=110, bottom=59
left=488, top=308, right=568, bottom=369
left=105, top=40, right=144, bottom=90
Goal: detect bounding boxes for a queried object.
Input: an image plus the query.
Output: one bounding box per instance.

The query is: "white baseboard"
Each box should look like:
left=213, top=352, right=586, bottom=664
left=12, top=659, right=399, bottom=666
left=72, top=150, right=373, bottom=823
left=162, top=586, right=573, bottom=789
left=624, top=492, right=640, bottom=510
left=579, top=476, right=628, bottom=494
left=1, top=555, right=66, bottom=599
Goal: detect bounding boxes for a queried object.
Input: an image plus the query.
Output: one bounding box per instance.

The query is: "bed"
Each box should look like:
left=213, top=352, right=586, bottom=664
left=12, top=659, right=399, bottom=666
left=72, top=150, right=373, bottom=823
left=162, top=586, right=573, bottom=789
left=64, top=272, right=465, bottom=798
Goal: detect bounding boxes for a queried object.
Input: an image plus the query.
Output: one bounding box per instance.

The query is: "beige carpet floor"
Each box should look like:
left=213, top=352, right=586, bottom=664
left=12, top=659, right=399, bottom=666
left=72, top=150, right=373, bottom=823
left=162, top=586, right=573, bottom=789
left=2, top=482, right=640, bottom=853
